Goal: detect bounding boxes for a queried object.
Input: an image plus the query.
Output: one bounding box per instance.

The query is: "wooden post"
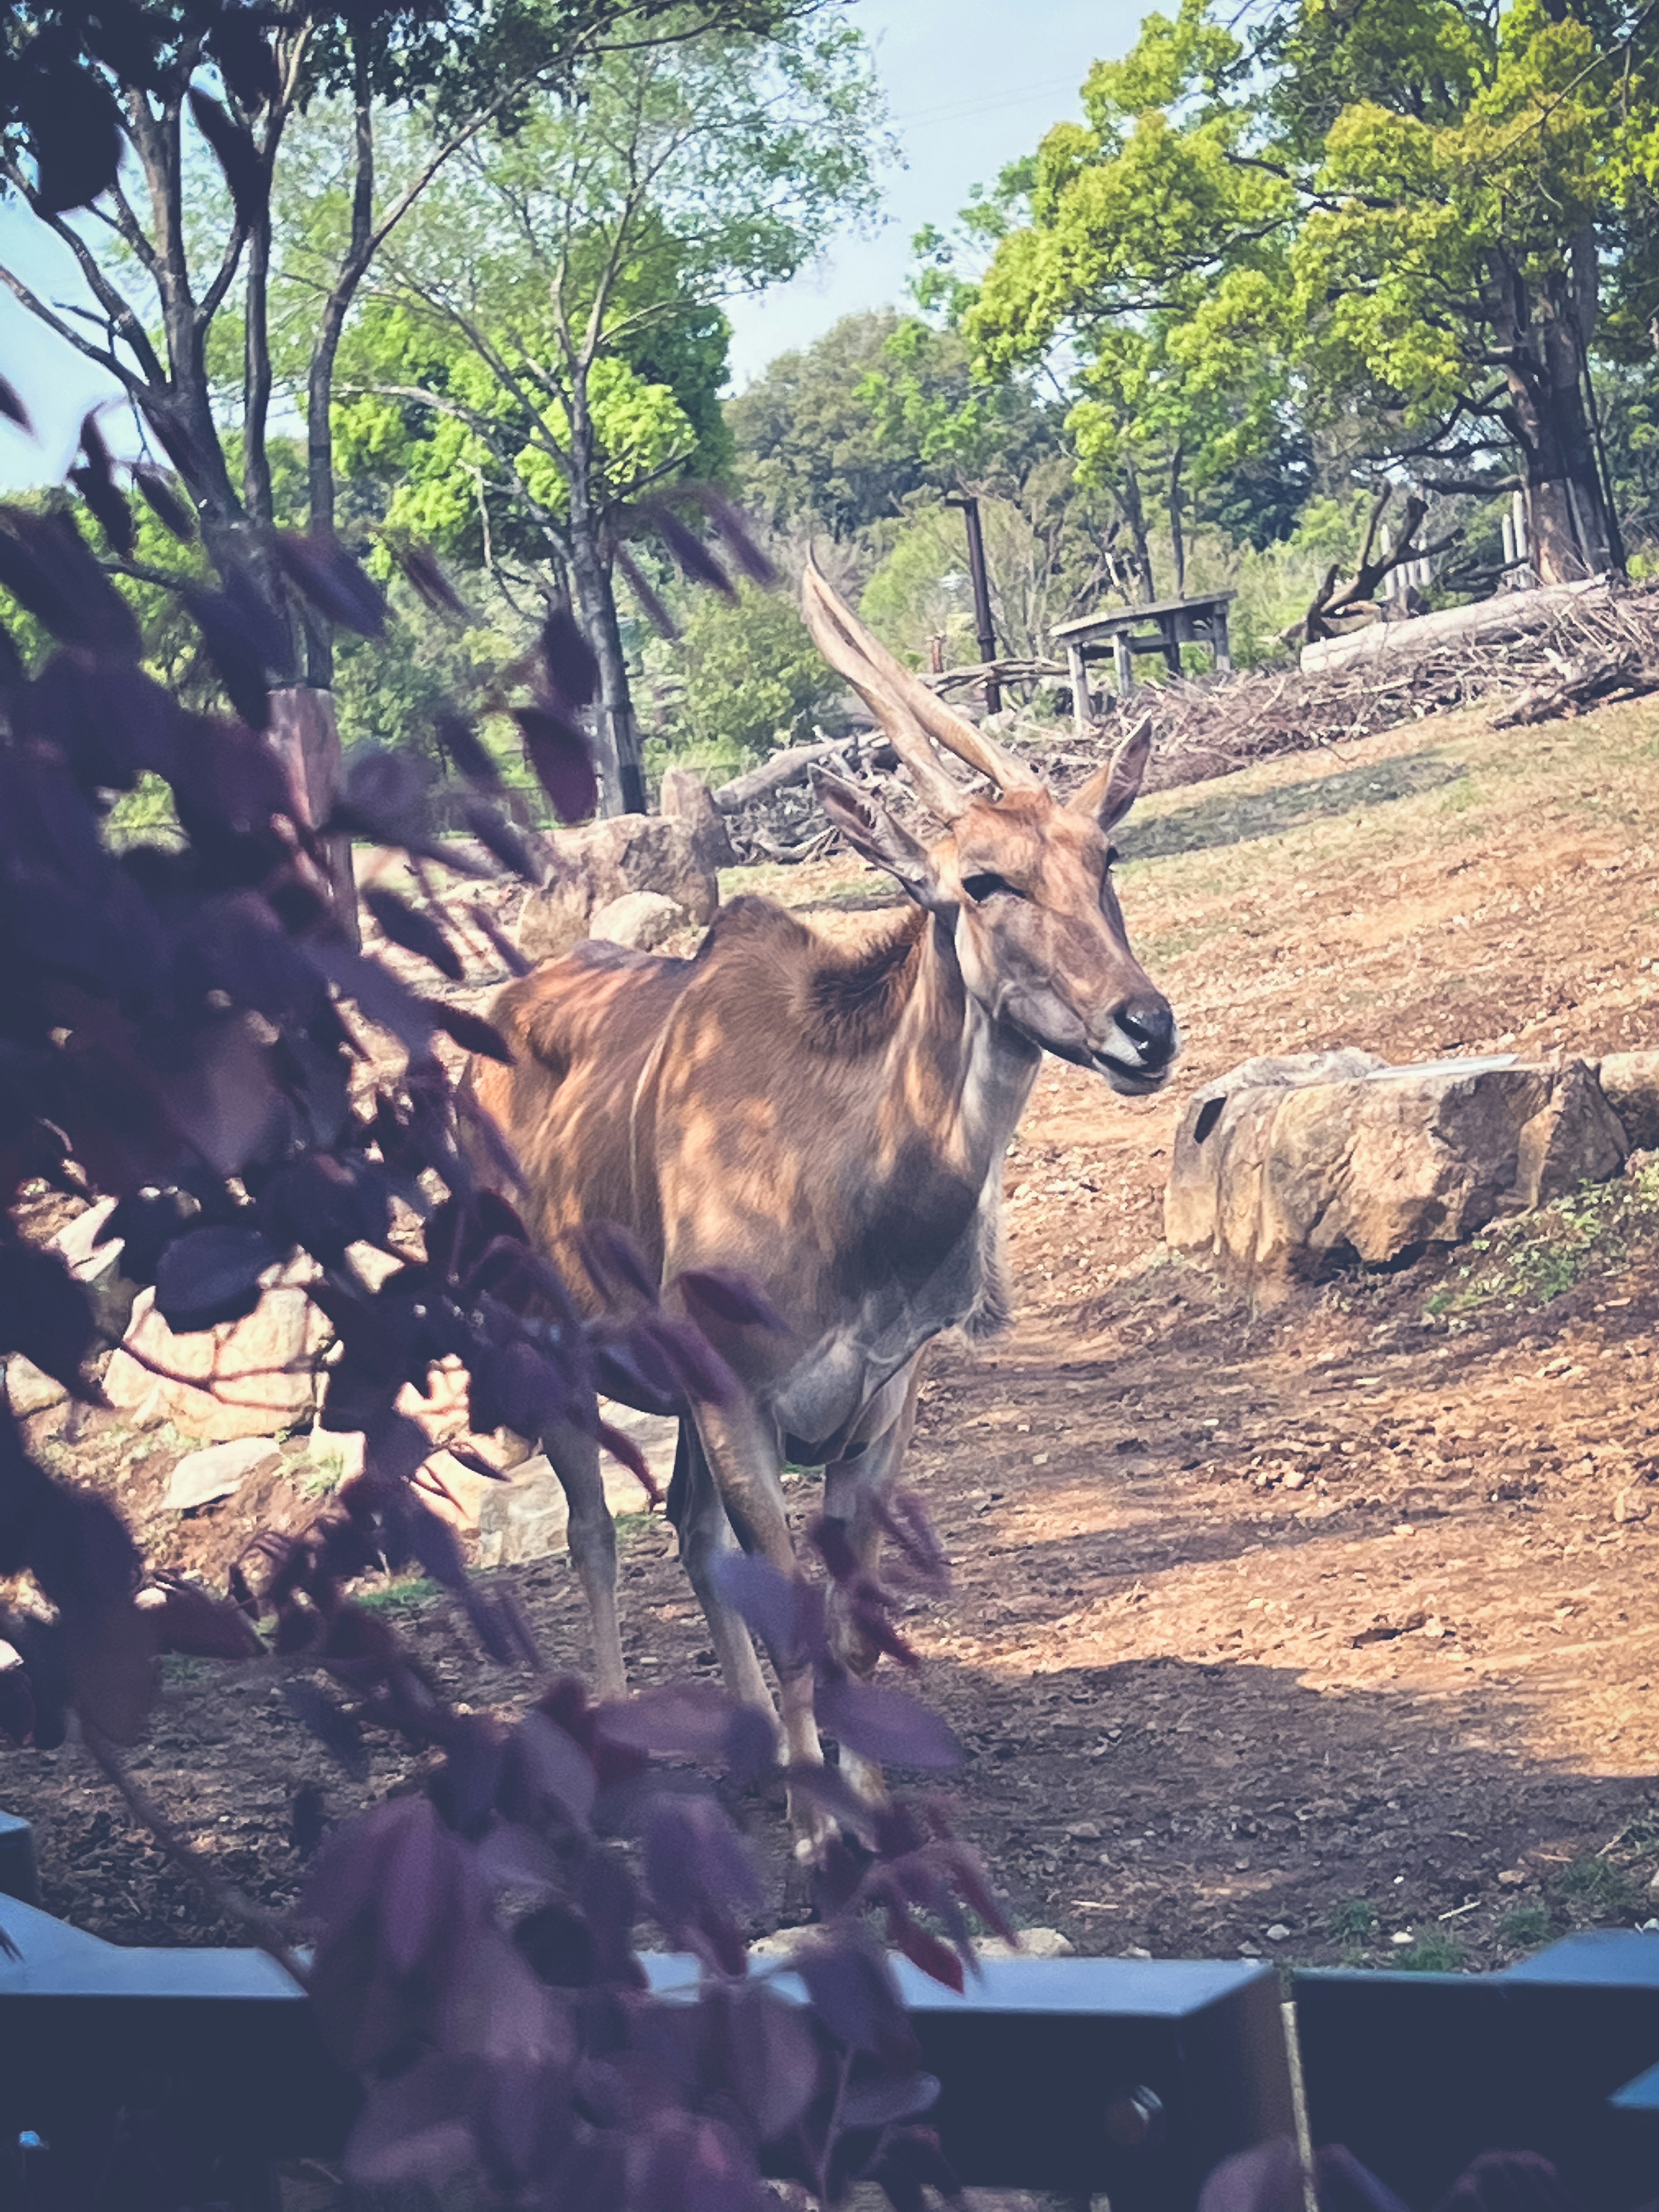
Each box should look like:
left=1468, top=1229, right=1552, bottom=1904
left=1112, top=630, right=1135, bottom=696
left=1065, top=643, right=1092, bottom=734
left=1212, top=603, right=1232, bottom=672
left=268, top=686, right=358, bottom=948
left=949, top=495, right=1001, bottom=713
left=1160, top=613, right=1182, bottom=680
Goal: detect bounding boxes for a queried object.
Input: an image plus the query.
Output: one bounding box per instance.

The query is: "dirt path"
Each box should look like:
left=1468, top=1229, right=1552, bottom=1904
left=12, top=697, right=1659, bottom=1969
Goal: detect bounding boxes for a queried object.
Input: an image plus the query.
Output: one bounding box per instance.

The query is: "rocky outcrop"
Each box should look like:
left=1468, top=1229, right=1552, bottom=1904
left=658, top=766, right=734, bottom=874
left=519, top=814, right=718, bottom=961
left=104, top=1265, right=330, bottom=1441
left=1596, top=1051, right=1659, bottom=1150
left=1167, top=1051, right=1628, bottom=1294
left=588, top=890, right=687, bottom=950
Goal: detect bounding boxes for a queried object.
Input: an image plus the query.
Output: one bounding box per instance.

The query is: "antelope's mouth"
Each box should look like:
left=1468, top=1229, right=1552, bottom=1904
left=1093, top=1049, right=1172, bottom=1096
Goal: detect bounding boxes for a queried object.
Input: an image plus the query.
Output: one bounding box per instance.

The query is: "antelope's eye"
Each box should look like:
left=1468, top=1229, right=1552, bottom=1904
left=962, top=872, right=1024, bottom=904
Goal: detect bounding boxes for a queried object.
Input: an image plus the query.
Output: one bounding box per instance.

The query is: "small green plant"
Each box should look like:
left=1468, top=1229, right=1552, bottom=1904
left=1421, top=1162, right=1659, bottom=1325
left=1328, top=1896, right=1378, bottom=1940
left=1500, top=1903, right=1552, bottom=1948
left=355, top=1574, right=442, bottom=1614
left=1557, top=1856, right=1635, bottom=1916
left=1395, top=1932, right=1465, bottom=1971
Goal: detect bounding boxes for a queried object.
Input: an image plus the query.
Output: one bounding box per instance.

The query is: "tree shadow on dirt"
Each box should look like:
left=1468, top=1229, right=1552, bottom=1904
left=1120, top=753, right=1468, bottom=865
left=907, top=1647, right=1658, bottom=1970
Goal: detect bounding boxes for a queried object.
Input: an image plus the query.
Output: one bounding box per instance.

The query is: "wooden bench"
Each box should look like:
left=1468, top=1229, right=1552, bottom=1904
left=1053, top=593, right=1236, bottom=729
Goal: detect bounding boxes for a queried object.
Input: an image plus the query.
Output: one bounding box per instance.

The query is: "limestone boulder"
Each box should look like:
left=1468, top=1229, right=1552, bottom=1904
left=1167, top=1050, right=1627, bottom=1294
left=1597, top=1051, right=1659, bottom=1149
left=519, top=813, right=717, bottom=960
left=166, top=1437, right=281, bottom=1512
left=474, top=1449, right=659, bottom=1569
left=589, top=889, right=687, bottom=951
left=105, top=1266, right=331, bottom=1440
left=659, top=766, right=734, bottom=874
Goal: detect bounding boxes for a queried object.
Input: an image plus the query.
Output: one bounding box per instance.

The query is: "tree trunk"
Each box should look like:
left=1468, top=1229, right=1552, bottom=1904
left=1119, top=459, right=1157, bottom=604
left=1168, top=443, right=1187, bottom=599
left=267, top=687, right=359, bottom=949
left=1493, top=259, right=1619, bottom=585
left=566, top=433, right=643, bottom=817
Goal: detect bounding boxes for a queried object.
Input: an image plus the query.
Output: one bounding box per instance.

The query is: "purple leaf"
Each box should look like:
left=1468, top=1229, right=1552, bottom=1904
left=711, top=1551, right=802, bottom=1660
left=651, top=507, right=737, bottom=599
left=1316, top=2148, right=1415, bottom=2212
left=577, top=1222, right=659, bottom=1305
left=291, top=1782, right=329, bottom=1856
left=723, top=1983, right=822, bottom=2139
left=183, top=584, right=273, bottom=729
left=394, top=544, right=470, bottom=621
left=507, top=1708, right=598, bottom=1824
left=130, top=465, right=195, bottom=540
left=463, top=801, right=540, bottom=881
left=436, top=711, right=499, bottom=789
left=142, top=1576, right=264, bottom=1659
left=19, top=56, right=125, bottom=214
left=466, top=901, right=534, bottom=977
left=814, top=1680, right=962, bottom=1770
left=0, top=375, right=33, bottom=435
left=428, top=999, right=514, bottom=1063
left=595, top=1681, right=739, bottom=1760
left=591, top=1416, right=659, bottom=1506
left=794, top=1932, right=915, bottom=2065
left=364, top=887, right=464, bottom=982
left=70, top=412, right=134, bottom=557
left=206, top=11, right=282, bottom=109
left=1204, top=2141, right=1306, bottom=2212
left=1430, top=2154, right=1583, bottom=2212
left=153, top=1222, right=276, bottom=1333
left=842, top=2069, right=942, bottom=2128
left=283, top=1678, right=370, bottom=1780
left=540, top=603, right=599, bottom=710
left=614, top=543, right=679, bottom=639
left=276, top=533, right=387, bottom=637
left=378, top=1794, right=455, bottom=1974
left=892, top=1921, right=963, bottom=1993
left=188, top=89, right=267, bottom=229
left=674, top=1267, right=785, bottom=1333
left=696, top=487, right=780, bottom=587
left=515, top=706, right=597, bottom=823
left=0, top=1242, right=95, bottom=1388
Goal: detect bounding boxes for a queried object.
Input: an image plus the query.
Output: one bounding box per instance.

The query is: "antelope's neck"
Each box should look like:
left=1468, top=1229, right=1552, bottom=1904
left=885, top=910, right=1042, bottom=1193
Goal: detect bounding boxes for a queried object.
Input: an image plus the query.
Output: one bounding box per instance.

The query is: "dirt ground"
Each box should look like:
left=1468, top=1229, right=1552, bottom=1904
left=14, top=695, right=1659, bottom=1973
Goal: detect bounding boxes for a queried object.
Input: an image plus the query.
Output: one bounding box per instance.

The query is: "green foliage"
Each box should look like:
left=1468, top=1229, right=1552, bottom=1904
left=1557, top=1856, right=1637, bottom=1917
left=728, top=310, right=1055, bottom=539
left=1500, top=1904, right=1554, bottom=1948
left=1394, top=1932, right=1465, bottom=1972
left=658, top=582, right=845, bottom=765
left=1421, top=1163, right=1659, bottom=1326
left=1328, top=1897, right=1379, bottom=1941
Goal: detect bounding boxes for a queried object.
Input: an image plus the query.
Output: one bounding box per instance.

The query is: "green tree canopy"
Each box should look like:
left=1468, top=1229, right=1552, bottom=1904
left=322, top=13, right=886, bottom=807
left=956, top=0, right=1659, bottom=590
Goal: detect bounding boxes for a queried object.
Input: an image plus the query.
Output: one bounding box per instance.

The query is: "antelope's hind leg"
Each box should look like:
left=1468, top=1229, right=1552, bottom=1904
left=541, top=1416, right=626, bottom=1700
left=669, top=1415, right=776, bottom=1722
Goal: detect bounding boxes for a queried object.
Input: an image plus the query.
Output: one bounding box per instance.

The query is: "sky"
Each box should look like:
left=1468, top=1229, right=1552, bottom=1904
left=0, top=0, right=1142, bottom=489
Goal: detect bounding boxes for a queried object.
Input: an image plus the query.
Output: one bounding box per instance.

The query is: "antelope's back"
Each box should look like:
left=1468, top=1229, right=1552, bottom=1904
left=467, top=940, right=698, bottom=1294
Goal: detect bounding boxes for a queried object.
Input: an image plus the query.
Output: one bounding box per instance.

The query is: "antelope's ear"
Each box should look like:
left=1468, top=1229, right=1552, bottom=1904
left=1068, top=715, right=1152, bottom=832
left=812, top=768, right=948, bottom=909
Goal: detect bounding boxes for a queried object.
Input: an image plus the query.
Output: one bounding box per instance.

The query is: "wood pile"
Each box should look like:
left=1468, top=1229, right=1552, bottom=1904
left=706, top=579, right=1659, bottom=858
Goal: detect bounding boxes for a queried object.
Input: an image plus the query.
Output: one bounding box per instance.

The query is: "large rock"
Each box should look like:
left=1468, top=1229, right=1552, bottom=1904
left=474, top=1446, right=660, bottom=1569
left=166, top=1437, right=281, bottom=1512
left=519, top=814, right=718, bottom=960
left=1597, top=1051, right=1659, bottom=1149
left=1167, top=1051, right=1628, bottom=1294
left=588, top=890, right=687, bottom=951
left=105, top=1268, right=330, bottom=1441
left=659, top=766, right=734, bottom=874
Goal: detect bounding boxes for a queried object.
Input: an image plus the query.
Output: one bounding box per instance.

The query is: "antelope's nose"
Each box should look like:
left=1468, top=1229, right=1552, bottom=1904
left=1106, top=994, right=1178, bottom=1075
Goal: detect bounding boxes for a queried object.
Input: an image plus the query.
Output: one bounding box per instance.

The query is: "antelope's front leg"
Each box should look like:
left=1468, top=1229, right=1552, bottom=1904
left=821, top=1357, right=925, bottom=1805
left=541, top=1417, right=626, bottom=1700
left=690, top=1395, right=824, bottom=1794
